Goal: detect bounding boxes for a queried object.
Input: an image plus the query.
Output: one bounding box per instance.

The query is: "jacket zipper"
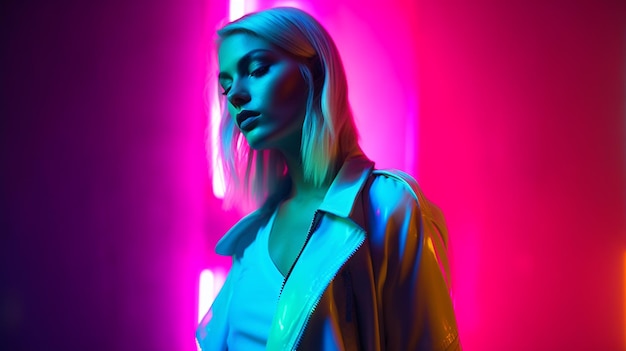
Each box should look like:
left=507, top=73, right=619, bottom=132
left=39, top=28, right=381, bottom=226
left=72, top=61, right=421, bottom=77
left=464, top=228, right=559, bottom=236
left=278, top=209, right=322, bottom=298
left=291, top=232, right=366, bottom=350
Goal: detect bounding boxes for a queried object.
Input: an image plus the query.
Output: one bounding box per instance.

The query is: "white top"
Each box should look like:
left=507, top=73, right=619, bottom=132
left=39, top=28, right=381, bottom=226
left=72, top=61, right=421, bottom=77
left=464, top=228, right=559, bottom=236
left=226, top=210, right=284, bottom=350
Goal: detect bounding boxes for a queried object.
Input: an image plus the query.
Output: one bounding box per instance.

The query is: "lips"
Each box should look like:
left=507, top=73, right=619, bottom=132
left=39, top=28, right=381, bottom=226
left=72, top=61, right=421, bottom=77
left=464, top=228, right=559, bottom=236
left=236, top=110, right=261, bottom=131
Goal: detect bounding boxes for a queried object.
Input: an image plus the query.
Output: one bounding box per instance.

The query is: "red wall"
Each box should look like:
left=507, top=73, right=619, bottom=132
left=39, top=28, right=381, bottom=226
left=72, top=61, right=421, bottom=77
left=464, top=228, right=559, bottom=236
left=415, top=1, right=626, bottom=349
left=1, top=0, right=624, bottom=350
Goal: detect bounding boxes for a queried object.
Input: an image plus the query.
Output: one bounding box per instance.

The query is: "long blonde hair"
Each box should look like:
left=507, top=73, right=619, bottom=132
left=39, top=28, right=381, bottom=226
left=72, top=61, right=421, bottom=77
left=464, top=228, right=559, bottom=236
left=215, top=7, right=360, bottom=210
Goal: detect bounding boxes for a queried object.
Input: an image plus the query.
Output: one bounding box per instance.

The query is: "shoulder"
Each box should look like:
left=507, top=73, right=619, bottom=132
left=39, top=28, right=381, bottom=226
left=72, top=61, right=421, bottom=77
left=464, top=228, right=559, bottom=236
left=365, top=169, right=446, bottom=240
left=215, top=207, right=273, bottom=256
left=367, top=169, right=421, bottom=211
left=366, top=169, right=448, bottom=248
left=367, top=169, right=443, bottom=223
left=359, top=169, right=424, bottom=244
left=358, top=170, right=426, bottom=273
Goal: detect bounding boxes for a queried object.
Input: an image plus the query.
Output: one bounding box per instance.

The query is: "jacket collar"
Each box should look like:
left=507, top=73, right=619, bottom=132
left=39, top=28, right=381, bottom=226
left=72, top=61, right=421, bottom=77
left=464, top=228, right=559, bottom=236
left=214, top=155, right=375, bottom=256
left=318, top=155, right=374, bottom=217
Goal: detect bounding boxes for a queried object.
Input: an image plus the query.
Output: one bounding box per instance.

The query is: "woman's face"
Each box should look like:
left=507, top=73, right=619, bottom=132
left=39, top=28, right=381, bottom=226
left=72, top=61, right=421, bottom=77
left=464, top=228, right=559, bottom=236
left=218, top=33, right=308, bottom=151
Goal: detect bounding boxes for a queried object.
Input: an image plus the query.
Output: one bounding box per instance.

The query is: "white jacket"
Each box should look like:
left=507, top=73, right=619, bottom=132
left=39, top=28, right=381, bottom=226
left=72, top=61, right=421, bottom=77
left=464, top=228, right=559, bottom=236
left=197, top=156, right=461, bottom=350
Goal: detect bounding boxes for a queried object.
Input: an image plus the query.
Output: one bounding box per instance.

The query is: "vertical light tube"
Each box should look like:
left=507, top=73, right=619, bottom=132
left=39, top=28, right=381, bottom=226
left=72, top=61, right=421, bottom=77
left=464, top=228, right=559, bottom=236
left=198, top=268, right=227, bottom=323
left=229, top=0, right=245, bottom=21
left=210, top=0, right=238, bottom=199
left=198, top=269, right=215, bottom=323
left=210, top=95, right=225, bottom=198
left=211, top=0, right=248, bottom=199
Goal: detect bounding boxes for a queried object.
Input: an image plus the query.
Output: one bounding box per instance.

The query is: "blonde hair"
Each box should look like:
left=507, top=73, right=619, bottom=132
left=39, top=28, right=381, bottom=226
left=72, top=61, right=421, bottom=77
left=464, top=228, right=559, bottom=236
left=215, top=7, right=360, bottom=210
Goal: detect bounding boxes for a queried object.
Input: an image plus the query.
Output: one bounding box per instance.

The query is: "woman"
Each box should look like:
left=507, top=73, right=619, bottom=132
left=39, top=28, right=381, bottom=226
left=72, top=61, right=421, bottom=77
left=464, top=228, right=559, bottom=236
left=197, top=7, right=460, bottom=350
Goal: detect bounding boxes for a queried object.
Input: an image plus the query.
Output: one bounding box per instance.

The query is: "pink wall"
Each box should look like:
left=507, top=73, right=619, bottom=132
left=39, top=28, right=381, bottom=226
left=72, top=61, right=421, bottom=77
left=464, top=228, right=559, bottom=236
left=1, top=0, right=624, bottom=350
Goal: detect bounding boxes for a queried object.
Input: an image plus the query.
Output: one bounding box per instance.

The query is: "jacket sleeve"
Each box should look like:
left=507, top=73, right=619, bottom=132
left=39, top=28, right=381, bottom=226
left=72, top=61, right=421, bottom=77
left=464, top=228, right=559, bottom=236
left=366, top=171, right=461, bottom=350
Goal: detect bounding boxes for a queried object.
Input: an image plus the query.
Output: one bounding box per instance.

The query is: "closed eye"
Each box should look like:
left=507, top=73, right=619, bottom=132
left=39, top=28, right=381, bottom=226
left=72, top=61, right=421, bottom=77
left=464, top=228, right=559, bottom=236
left=250, top=65, right=270, bottom=77
left=218, top=62, right=270, bottom=96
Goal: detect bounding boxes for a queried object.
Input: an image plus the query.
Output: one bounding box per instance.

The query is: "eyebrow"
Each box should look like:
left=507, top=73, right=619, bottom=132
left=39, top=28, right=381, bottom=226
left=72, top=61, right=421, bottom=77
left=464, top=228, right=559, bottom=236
left=218, top=49, right=273, bottom=81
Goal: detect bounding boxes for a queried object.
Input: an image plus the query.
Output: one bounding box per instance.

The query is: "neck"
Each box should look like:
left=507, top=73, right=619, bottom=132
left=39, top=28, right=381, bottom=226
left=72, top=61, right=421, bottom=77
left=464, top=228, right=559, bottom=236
left=281, top=147, right=329, bottom=201
left=277, top=137, right=363, bottom=202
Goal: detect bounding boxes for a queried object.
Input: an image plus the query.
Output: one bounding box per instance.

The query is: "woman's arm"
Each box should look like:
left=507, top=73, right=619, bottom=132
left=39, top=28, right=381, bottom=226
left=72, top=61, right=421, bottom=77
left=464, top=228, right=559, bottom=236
left=366, top=171, right=461, bottom=350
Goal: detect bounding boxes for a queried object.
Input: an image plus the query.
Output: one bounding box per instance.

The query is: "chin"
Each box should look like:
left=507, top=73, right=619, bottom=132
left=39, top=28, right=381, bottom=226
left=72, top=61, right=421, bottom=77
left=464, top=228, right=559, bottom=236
left=243, top=127, right=300, bottom=153
left=246, top=142, right=265, bottom=151
left=243, top=136, right=270, bottom=151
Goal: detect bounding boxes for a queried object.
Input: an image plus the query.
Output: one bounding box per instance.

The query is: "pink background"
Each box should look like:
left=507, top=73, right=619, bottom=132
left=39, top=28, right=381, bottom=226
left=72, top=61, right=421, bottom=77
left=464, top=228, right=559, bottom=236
left=1, top=0, right=624, bottom=350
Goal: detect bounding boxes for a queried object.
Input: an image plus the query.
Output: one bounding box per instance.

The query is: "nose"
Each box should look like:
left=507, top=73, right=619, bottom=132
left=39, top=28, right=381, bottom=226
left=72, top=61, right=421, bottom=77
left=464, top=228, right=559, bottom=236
left=227, top=82, right=251, bottom=109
